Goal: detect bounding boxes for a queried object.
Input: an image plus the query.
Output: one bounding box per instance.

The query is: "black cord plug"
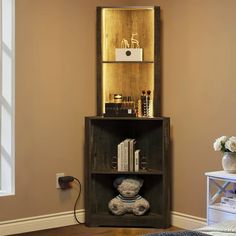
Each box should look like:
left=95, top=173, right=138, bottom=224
left=58, top=176, right=74, bottom=189
left=58, top=175, right=82, bottom=224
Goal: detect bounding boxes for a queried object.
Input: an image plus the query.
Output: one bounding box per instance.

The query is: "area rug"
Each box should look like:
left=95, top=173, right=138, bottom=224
left=143, top=230, right=209, bottom=236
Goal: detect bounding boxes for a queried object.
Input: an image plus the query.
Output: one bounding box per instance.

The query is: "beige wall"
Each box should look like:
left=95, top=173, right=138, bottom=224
left=161, top=0, right=236, bottom=216
left=0, top=0, right=236, bottom=222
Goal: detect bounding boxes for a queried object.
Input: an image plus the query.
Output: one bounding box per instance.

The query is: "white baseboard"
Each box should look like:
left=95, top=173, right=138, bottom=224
left=171, top=211, right=207, bottom=230
left=0, top=210, right=206, bottom=235
left=0, top=209, right=85, bottom=236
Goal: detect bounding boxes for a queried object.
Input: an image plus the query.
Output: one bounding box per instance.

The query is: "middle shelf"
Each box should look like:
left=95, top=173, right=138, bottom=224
left=86, top=117, right=169, bottom=175
left=91, top=169, right=163, bottom=175
left=86, top=117, right=168, bottom=173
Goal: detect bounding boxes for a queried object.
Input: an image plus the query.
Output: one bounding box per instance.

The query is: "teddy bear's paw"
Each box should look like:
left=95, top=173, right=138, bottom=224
left=133, top=200, right=150, bottom=216
left=138, top=205, right=146, bottom=212
left=108, top=199, right=126, bottom=215
left=133, top=206, right=147, bottom=216
left=111, top=204, right=118, bottom=211
left=110, top=205, right=126, bottom=215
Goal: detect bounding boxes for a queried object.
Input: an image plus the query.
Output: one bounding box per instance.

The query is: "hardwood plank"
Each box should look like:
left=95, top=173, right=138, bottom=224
left=14, top=224, right=181, bottom=236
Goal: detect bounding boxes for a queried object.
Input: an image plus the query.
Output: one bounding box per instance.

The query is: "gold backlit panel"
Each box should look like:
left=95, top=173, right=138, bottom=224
left=102, top=63, right=154, bottom=112
left=102, top=8, right=154, bottom=61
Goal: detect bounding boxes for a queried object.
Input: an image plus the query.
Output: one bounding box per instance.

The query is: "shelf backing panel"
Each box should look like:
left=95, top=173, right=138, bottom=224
left=102, top=8, right=154, bottom=61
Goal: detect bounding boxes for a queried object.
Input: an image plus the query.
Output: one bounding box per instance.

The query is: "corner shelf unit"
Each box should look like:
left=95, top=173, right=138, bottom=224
left=85, top=116, right=170, bottom=228
left=84, top=5, right=170, bottom=228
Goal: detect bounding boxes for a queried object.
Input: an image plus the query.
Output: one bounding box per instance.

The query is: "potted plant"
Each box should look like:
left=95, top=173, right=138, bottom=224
left=213, top=136, right=236, bottom=173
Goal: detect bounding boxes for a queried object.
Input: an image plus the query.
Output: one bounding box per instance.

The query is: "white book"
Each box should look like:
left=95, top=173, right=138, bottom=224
left=123, top=139, right=130, bottom=171
left=134, top=149, right=140, bottom=172
left=129, top=139, right=136, bottom=171
left=120, top=141, right=125, bottom=171
left=117, top=143, right=122, bottom=171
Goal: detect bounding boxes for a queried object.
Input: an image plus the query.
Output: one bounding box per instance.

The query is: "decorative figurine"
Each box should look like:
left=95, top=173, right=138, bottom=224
left=131, top=33, right=140, bottom=48
left=121, top=39, right=130, bottom=48
left=120, top=33, right=140, bottom=49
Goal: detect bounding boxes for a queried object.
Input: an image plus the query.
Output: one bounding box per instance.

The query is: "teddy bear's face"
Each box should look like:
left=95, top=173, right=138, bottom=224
left=117, top=179, right=142, bottom=197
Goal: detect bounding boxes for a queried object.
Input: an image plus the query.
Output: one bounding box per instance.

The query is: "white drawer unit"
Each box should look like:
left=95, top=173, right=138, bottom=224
left=205, top=171, right=236, bottom=224
left=208, top=206, right=236, bottom=223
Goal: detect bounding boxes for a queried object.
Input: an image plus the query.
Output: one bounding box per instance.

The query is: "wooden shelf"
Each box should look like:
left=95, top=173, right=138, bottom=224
left=91, top=169, right=163, bottom=175
left=88, top=212, right=164, bottom=227
left=102, top=61, right=154, bottom=63
left=88, top=116, right=166, bottom=121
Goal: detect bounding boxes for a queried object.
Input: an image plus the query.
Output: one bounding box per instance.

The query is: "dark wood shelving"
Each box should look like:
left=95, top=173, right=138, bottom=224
left=85, top=6, right=170, bottom=229
left=85, top=116, right=170, bottom=228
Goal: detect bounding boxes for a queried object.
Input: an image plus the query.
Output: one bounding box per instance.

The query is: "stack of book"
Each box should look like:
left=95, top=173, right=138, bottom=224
left=221, top=196, right=236, bottom=209
left=117, top=139, right=140, bottom=172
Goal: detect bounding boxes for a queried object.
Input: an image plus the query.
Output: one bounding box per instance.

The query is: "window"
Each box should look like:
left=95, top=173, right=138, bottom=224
left=0, top=0, right=15, bottom=196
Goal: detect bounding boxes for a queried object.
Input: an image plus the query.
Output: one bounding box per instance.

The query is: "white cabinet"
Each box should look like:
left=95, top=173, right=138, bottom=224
left=205, top=171, right=236, bottom=224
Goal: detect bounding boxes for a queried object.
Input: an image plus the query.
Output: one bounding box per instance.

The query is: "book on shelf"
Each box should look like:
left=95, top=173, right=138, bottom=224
left=219, top=203, right=236, bottom=210
left=117, top=142, right=122, bottom=171
left=129, top=139, right=136, bottom=171
left=123, top=139, right=130, bottom=171
left=221, top=196, right=236, bottom=208
left=134, top=149, right=140, bottom=172
left=117, top=140, right=126, bottom=171
left=117, top=139, right=139, bottom=172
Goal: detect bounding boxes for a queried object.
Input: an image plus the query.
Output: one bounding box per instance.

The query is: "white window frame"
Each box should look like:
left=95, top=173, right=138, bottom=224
left=0, top=0, right=15, bottom=196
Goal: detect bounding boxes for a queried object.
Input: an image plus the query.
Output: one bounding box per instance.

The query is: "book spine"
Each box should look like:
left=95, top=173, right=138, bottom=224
left=120, top=141, right=125, bottom=171
left=129, top=139, right=135, bottom=172
left=117, top=143, right=122, bottom=171
left=134, top=149, right=140, bottom=172
left=124, top=139, right=130, bottom=171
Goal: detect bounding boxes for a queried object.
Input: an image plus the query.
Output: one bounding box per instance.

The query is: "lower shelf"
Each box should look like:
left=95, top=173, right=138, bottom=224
left=208, top=204, right=236, bottom=223
left=209, top=203, right=236, bottom=213
left=86, top=212, right=165, bottom=228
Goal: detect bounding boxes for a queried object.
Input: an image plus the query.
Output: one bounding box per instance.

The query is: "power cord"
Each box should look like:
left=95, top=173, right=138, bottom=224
left=58, top=176, right=82, bottom=224
left=73, top=177, right=82, bottom=224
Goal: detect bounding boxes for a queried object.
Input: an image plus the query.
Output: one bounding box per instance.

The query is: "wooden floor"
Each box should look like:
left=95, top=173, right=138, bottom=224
left=14, top=224, right=181, bottom=236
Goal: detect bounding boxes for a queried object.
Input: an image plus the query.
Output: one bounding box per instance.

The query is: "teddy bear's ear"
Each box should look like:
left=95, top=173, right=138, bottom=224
left=139, top=178, right=144, bottom=187
left=113, top=177, right=125, bottom=188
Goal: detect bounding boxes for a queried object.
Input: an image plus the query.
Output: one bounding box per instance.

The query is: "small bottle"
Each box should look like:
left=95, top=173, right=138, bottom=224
left=137, top=98, right=142, bottom=117
left=141, top=90, right=147, bottom=116
left=128, top=96, right=135, bottom=115
left=146, top=90, right=153, bottom=117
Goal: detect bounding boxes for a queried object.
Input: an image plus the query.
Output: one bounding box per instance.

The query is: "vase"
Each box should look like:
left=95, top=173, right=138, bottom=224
left=222, top=152, right=236, bottom=173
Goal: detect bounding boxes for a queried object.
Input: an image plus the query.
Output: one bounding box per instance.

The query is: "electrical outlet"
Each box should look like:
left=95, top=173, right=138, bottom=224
left=56, top=173, right=64, bottom=188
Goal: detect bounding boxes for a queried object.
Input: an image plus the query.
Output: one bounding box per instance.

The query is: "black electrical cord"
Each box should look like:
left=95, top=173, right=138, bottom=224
left=58, top=176, right=82, bottom=224
left=73, top=177, right=82, bottom=224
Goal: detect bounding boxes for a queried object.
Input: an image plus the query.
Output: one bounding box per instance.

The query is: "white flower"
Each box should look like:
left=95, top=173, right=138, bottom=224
left=225, top=136, right=236, bottom=152
left=213, top=136, right=227, bottom=151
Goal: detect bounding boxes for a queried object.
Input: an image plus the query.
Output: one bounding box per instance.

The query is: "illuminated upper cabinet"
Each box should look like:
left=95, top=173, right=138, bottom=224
left=96, top=6, right=160, bottom=117
left=101, top=7, right=154, bottom=62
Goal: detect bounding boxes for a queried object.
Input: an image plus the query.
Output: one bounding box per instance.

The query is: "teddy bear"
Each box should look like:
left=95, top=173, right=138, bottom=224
left=108, top=177, right=150, bottom=216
